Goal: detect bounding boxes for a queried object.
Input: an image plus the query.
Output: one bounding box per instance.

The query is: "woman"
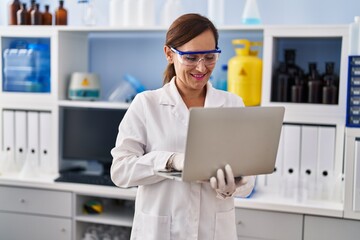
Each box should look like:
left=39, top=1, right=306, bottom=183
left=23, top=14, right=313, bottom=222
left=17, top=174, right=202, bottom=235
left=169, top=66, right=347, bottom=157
left=111, top=13, right=255, bottom=240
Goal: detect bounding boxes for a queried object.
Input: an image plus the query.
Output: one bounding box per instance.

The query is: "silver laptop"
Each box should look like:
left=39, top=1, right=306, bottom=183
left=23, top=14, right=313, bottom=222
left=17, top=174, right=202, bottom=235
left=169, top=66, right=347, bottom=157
left=156, top=106, right=285, bottom=182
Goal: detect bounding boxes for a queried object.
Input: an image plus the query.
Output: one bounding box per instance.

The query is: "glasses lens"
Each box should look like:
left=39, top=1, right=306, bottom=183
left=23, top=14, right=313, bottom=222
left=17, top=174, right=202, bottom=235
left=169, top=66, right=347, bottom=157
left=180, top=53, right=219, bottom=66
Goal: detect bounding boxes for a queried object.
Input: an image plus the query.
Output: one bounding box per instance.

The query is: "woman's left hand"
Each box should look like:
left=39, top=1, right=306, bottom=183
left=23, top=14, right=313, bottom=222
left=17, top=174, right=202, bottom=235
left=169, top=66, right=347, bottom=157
left=210, top=164, right=238, bottom=199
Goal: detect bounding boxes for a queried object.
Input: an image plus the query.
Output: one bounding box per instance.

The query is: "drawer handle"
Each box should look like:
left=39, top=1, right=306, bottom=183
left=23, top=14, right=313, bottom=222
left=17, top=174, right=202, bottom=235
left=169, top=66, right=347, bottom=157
left=20, top=198, right=26, bottom=203
left=237, top=220, right=243, bottom=225
left=61, top=228, right=66, bottom=233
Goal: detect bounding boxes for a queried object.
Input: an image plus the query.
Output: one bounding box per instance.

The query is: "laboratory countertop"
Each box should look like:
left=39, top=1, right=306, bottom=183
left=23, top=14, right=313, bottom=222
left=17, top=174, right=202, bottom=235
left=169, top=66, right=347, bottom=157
left=0, top=175, right=343, bottom=218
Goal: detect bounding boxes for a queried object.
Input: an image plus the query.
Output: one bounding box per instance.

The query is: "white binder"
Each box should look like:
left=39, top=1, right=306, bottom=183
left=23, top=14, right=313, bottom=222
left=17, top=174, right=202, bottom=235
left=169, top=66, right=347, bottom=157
left=15, top=111, right=27, bottom=170
left=2, top=110, right=16, bottom=171
left=39, top=112, right=52, bottom=174
left=283, top=124, right=301, bottom=181
left=266, top=126, right=284, bottom=187
left=353, top=140, right=360, bottom=212
left=317, top=126, right=336, bottom=184
left=300, top=126, right=318, bottom=184
left=27, top=111, right=40, bottom=167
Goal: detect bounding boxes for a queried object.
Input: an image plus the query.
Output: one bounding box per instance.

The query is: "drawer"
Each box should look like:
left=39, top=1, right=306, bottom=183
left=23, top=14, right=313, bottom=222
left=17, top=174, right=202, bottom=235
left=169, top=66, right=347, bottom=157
left=0, top=211, right=72, bottom=240
left=0, top=186, right=72, bottom=217
left=304, top=215, right=360, bottom=240
left=236, top=208, right=303, bottom=240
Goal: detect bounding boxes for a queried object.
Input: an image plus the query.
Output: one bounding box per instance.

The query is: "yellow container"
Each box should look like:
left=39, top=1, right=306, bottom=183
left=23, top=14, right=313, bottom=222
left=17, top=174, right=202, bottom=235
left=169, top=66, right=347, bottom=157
left=227, top=39, right=262, bottom=106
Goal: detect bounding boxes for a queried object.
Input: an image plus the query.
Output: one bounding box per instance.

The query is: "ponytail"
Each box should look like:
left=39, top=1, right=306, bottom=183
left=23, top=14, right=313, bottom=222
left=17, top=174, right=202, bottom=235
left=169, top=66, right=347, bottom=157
left=163, top=63, right=176, bottom=85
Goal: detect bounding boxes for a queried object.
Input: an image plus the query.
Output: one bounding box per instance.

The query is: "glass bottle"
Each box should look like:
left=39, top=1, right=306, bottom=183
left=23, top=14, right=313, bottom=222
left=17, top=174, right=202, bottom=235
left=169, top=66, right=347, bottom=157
left=55, top=0, right=68, bottom=25
left=31, top=3, right=42, bottom=25
left=78, top=0, right=97, bottom=26
left=8, top=0, right=21, bottom=25
left=42, top=5, right=53, bottom=25
left=109, top=0, right=125, bottom=27
left=208, top=0, right=224, bottom=26
left=322, top=62, right=338, bottom=104
left=17, top=3, right=29, bottom=25
left=28, top=0, right=36, bottom=25
left=307, top=63, right=322, bottom=103
left=242, top=0, right=261, bottom=25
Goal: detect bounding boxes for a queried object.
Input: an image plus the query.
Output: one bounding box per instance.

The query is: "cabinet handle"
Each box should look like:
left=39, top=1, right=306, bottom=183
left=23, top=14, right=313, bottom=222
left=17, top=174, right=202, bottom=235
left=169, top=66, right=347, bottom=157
left=20, top=198, right=26, bottom=203
left=237, top=220, right=243, bottom=225
left=60, top=228, right=66, bottom=233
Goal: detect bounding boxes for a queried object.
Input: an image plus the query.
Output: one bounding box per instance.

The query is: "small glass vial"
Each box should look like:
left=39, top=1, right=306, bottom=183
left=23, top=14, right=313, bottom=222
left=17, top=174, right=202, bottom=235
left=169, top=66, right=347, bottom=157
left=55, top=0, right=68, bottom=25
left=42, top=5, right=53, bottom=25
left=31, top=3, right=42, bottom=25
left=8, top=0, right=21, bottom=25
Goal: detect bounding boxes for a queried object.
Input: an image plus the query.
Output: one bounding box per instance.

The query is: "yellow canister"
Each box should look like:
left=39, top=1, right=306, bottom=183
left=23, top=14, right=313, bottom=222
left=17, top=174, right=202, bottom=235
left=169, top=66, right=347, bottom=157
left=227, top=39, right=263, bottom=106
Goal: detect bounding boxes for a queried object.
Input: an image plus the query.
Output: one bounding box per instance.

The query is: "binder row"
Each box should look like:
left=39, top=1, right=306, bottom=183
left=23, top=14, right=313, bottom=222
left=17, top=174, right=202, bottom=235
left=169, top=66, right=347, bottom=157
left=2, top=110, right=52, bottom=175
left=258, top=124, right=338, bottom=201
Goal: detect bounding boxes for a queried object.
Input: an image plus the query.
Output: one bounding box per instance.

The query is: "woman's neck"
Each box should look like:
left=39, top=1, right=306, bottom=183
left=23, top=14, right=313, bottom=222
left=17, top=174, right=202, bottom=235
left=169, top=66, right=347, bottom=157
left=175, top=79, right=206, bottom=108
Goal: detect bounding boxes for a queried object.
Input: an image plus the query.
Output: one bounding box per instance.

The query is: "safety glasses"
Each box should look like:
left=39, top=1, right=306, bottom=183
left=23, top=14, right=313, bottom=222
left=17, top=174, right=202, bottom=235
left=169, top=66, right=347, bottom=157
left=170, top=47, right=221, bottom=67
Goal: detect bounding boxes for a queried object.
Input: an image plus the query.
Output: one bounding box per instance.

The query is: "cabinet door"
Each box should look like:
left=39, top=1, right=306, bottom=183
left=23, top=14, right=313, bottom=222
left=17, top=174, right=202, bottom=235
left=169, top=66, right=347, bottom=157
left=0, top=211, right=72, bottom=240
left=304, top=215, right=360, bottom=240
left=236, top=208, right=303, bottom=240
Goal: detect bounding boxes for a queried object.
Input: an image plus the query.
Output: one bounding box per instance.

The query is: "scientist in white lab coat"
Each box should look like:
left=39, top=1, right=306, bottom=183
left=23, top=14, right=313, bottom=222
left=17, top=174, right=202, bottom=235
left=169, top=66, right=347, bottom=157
left=111, top=13, right=256, bottom=240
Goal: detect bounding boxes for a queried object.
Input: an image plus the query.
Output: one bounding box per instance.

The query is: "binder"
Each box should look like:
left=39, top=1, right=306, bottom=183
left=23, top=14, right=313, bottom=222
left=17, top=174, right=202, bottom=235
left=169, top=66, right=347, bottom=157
left=39, top=112, right=52, bottom=174
left=353, top=140, right=360, bottom=212
left=15, top=111, right=27, bottom=170
left=300, top=126, right=318, bottom=184
left=2, top=110, right=16, bottom=170
left=283, top=124, right=301, bottom=181
left=266, top=125, right=284, bottom=187
left=27, top=111, right=40, bottom=167
left=317, top=126, right=336, bottom=184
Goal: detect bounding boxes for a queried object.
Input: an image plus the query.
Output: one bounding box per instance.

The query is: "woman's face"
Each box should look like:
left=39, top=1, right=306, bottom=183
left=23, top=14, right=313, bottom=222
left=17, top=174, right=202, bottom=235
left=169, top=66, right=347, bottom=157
left=165, top=29, right=217, bottom=93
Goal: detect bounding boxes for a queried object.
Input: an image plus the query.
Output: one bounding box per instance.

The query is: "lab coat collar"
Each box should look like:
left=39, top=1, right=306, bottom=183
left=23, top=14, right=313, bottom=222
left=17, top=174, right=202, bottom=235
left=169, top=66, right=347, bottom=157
left=159, top=77, right=226, bottom=108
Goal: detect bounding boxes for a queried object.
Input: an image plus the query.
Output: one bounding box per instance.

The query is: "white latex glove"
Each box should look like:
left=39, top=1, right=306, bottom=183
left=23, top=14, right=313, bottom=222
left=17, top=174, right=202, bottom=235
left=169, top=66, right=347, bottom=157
left=166, top=153, right=184, bottom=171
left=210, top=164, right=239, bottom=199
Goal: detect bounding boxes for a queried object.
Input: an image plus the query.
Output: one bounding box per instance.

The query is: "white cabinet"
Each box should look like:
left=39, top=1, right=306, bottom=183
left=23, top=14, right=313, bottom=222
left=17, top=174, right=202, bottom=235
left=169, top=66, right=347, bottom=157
left=235, top=208, right=303, bottom=240
left=0, top=186, right=72, bottom=240
left=304, top=215, right=360, bottom=240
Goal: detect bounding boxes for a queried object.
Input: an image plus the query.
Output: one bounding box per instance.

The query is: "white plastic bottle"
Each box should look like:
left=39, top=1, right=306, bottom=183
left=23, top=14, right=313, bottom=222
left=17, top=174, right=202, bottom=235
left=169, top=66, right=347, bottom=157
left=109, top=0, right=125, bottom=27
left=207, top=0, right=224, bottom=26
left=123, top=0, right=138, bottom=26
left=138, top=0, right=155, bottom=27
left=242, top=0, right=261, bottom=25
left=161, top=0, right=183, bottom=27
left=349, top=16, right=360, bottom=55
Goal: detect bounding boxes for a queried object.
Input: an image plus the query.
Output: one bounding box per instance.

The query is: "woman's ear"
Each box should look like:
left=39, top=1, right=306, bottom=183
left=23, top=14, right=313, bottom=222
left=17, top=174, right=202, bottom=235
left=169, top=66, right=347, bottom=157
left=164, top=45, right=173, bottom=63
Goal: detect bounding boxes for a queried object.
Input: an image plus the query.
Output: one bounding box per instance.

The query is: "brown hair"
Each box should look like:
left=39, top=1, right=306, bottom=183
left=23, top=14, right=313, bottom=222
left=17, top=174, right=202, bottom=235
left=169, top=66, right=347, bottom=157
left=163, top=13, right=219, bottom=85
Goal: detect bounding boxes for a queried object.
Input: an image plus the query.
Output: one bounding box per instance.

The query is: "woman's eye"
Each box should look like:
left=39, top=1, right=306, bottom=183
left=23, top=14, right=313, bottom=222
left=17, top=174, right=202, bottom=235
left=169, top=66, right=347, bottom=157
left=184, top=55, right=198, bottom=62
left=205, top=54, right=215, bottom=60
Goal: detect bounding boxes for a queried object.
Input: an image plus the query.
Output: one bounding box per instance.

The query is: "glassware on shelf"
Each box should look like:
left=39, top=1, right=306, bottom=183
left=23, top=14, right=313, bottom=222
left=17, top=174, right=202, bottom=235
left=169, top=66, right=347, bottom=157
left=8, top=0, right=21, bottom=25
left=28, top=0, right=36, bottom=24
left=17, top=3, right=30, bottom=25
left=109, top=0, right=125, bottom=27
left=242, top=0, right=261, bottom=25
left=42, top=5, right=53, bottom=25
left=78, top=0, right=97, bottom=26
left=207, top=0, right=224, bottom=26
left=307, top=63, right=322, bottom=104
left=322, top=62, right=338, bottom=104
left=55, top=0, right=68, bottom=25
left=31, top=3, right=43, bottom=25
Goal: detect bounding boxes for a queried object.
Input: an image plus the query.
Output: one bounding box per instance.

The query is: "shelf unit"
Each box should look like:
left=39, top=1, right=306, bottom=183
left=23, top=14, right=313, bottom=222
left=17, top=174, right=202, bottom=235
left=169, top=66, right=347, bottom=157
left=0, top=24, right=357, bottom=239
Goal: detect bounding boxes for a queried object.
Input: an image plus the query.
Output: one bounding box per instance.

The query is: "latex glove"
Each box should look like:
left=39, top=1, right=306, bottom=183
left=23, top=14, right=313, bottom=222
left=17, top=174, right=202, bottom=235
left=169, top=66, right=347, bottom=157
left=210, top=164, right=239, bottom=199
left=166, top=153, right=184, bottom=171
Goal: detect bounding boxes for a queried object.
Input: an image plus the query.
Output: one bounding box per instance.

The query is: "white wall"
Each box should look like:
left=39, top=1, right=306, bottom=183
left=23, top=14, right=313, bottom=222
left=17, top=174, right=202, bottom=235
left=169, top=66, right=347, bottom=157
left=1, top=0, right=360, bottom=26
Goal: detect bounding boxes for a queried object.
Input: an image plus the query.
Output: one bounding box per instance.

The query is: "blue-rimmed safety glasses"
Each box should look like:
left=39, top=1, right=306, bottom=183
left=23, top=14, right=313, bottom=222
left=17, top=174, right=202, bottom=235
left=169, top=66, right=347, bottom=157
left=170, top=47, right=221, bottom=67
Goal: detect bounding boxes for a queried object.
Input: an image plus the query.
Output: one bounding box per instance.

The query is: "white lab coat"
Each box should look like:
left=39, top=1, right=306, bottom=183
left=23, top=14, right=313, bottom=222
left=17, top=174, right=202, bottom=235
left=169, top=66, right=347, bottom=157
left=111, top=78, right=255, bottom=240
